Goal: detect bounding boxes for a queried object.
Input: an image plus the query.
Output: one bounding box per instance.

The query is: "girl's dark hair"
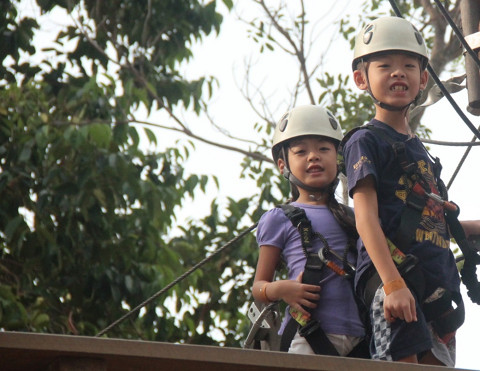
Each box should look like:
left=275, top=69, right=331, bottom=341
left=326, top=182, right=359, bottom=249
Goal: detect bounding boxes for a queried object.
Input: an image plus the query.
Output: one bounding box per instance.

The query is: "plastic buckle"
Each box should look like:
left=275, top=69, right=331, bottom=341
left=397, top=254, right=419, bottom=275
left=298, top=319, right=322, bottom=338
left=305, top=252, right=323, bottom=270
left=406, top=190, right=425, bottom=212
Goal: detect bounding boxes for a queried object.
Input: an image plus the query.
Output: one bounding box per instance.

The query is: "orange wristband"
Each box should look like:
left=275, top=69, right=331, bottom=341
left=260, top=282, right=272, bottom=302
left=383, top=278, right=407, bottom=296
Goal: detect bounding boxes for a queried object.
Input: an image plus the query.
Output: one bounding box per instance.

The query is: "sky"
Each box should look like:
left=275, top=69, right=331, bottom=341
left=17, top=0, right=480, bottom=369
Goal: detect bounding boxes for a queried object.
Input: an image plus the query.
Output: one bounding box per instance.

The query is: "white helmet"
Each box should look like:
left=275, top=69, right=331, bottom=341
left=272, top=105, right=343, bottom=162
left=352, top=16, right=429, bottom=71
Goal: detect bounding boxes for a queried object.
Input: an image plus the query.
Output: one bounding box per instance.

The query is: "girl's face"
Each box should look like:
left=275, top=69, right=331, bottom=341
left=354, top=53, right=428, bottom=110
left=278, top=136, right=337, bottom=200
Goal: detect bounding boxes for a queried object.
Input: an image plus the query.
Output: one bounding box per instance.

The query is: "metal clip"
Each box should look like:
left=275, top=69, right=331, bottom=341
left=318, top=247, right=348, bottom=277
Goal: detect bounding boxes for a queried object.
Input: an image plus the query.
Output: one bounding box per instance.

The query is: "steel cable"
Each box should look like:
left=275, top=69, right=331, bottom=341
left=96, top=222, right=258, bottom=337
left=388, top=0, right=480, bottom=190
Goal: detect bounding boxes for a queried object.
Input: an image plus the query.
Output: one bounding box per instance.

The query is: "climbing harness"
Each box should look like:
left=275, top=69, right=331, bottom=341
left=275, top=203, right=369, bottom=358
left=338, top=123, right=480, bottom=340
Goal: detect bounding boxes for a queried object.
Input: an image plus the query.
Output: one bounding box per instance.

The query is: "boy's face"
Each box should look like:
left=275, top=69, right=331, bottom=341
left=353, top=53, right=428, bottom=110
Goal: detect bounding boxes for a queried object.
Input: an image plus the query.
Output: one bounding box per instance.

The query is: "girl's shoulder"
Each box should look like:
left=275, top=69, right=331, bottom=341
left=259, top=206, right=290, bottom=225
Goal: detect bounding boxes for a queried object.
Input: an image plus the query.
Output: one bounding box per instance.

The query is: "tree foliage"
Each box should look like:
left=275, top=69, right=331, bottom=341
left=0, top=0, right=231, bottom=341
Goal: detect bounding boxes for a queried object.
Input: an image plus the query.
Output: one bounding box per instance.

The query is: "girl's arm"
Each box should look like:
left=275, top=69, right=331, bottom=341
left=353, top=175, right=417, bottom=323
left=252, top=245, right=320, bottom=318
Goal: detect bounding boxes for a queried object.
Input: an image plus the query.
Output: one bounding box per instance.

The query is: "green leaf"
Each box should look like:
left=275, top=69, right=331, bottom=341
left=88, top=123, right=112, bottom=148
left=5, top=216, right=25, bottom=243
left=222, top=0, right=233, bottom=10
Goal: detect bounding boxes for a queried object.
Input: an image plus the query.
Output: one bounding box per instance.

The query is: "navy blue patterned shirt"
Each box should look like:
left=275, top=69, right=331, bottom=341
left=343, top=119, right=460, bottom=295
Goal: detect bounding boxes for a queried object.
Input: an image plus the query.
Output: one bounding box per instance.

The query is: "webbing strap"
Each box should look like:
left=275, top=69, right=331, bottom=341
left=445, top=207, right=480, bottom=304
left=424, top=291, right=465, bottom=338
left=280, top=204, right=314, bottom=252
left=278, top=204, right=370, bottom=356
left=278, top=204, right=339, bottom=355
left=393, top=190, right=426, bottom=252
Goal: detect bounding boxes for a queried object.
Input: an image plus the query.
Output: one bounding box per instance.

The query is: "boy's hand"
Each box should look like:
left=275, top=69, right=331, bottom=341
left=383, top=287, right=417, bottom=323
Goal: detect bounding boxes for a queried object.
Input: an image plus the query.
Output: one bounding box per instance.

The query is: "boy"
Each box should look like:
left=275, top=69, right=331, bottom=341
left=342, top=16, right=480, bottom=365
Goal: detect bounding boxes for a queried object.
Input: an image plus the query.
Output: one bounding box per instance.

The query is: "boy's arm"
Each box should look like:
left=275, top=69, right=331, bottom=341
left=353, top=175, right=417, bottom=323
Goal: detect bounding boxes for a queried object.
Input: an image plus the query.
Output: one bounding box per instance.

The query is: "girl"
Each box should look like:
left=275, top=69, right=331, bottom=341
left=252, top=105, right=366, bottom=357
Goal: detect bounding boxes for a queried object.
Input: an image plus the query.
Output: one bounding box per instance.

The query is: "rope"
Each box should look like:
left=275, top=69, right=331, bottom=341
left=388, top=0, right=480, bottom=192
left=427, top=1, right=480, bottom=187
left=96, top=222, right=258, bottom=337
left=420, top=138, right=480, bottom=146
left=447, top=132, right=479, bottom=190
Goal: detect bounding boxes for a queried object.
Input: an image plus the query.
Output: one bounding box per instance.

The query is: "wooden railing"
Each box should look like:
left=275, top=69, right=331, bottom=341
left=0, top=331, right=469, bottom=371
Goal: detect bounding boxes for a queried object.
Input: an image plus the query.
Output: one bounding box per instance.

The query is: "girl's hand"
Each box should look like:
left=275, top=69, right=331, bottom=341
left=281, top=272, right=321, bottom=318
left=383, top=287, right=417, bottom=323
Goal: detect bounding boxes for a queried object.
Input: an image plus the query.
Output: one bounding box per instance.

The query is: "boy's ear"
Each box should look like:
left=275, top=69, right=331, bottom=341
left=420, top=69, right=429, bottom=90
left=353, top=70, right=368, bottom=90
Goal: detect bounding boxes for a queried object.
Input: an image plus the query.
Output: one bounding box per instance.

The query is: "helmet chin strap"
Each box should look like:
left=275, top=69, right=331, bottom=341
left=280, top=147, right=327, bottom=194
left=282, top=146, right=328, bottom=201
left=369, top=92, right=412, bottom=112
left=282, top=167, right=326, bottom=194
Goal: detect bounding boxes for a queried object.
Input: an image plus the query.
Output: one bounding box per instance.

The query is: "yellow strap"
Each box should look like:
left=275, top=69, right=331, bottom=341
left=289, top=307, right=309, bottom=327
left=387, top=238, right=406, bottom=265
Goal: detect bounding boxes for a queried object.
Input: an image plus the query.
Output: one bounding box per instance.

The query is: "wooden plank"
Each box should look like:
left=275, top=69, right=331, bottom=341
left=0, top=332, right=469, bottom=371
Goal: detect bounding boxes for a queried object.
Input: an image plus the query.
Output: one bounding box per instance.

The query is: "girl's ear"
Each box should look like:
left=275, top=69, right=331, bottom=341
left=277, top=158, right=285, bottom=175
left=420, top=69, right=429, bottom=90
left=353, top=69, right=368, bottom=90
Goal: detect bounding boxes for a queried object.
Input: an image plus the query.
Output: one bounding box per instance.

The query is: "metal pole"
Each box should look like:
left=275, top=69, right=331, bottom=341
left=461, top=0, right=480, bottom=112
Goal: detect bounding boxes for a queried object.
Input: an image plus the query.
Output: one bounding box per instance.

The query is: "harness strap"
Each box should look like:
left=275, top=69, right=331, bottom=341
left=394, top=191, right=425, bottom=252
left=279, top=204, right=337, bottom=354
left=424, top=290, right=465, bottom=339
left=445, top=206, right=480, bottom=305
left=281, top=312, right=370, bottom=358
left=280, top=316, right=339, bottom=355
left=280, top=204, right=314, bottom=252
left=278, top=204, right=369, bottom=358
left=344, top=125, right=469, bottom=335
left=361, top=252, right=425, bottom=309
left=364, top=126, right=432, bottom=253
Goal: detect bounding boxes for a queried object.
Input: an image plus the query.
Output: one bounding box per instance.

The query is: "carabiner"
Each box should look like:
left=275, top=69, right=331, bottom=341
left=318, top=247, right=346, bottom=277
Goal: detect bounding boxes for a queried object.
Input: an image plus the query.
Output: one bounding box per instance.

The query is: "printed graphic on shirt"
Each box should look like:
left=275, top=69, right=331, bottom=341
left=353, top=155, right=371, bottom=172
left=395, top=160, right=449, bottom=249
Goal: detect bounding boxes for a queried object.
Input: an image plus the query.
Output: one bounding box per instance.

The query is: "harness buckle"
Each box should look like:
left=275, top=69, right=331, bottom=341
left=305, top=253, right=324, bottom=271
left=298, top=319, right=322, bottom=338
left=397, top=254, right=419, bottom=276
left=405, top=189, right=425, bottom=212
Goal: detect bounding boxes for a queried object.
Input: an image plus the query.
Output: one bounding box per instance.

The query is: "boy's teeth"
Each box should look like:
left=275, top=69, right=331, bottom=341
left=391, top=85, right=406, bottom=91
